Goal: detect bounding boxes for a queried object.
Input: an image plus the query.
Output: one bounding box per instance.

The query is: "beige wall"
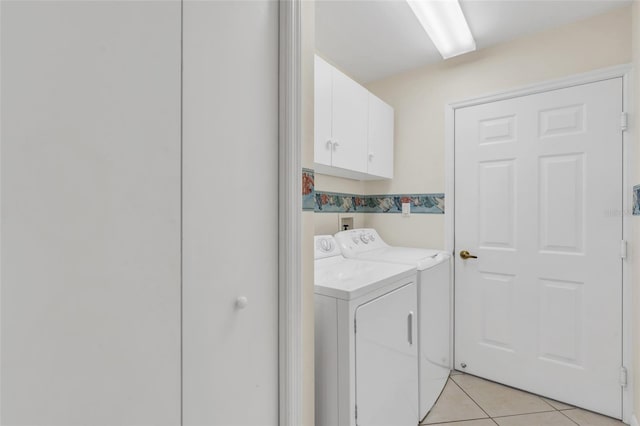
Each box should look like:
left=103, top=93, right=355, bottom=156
left=314, top=173, right=365, bottom=235
left=364, top=6, right=632, bottom=250
left=631, top=1, right=640, bottom=423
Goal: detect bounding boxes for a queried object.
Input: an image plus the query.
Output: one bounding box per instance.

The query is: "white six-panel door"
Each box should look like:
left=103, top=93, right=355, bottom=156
left=455, top=78, right=623, bottom=418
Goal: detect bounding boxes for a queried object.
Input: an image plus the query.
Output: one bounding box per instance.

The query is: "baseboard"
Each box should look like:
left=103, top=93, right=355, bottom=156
left=630, top=414, right=639, bottom=426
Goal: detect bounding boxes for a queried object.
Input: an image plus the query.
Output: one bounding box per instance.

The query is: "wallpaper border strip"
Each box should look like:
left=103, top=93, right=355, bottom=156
left=302, top=168, right=315, bottom=211
left=302, top=168, right=444, bottom=214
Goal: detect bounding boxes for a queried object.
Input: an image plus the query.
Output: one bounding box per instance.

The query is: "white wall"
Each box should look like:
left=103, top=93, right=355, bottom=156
left=365, top=6, right=632, bottom=249
left=1, top=2, right=181, bottom=424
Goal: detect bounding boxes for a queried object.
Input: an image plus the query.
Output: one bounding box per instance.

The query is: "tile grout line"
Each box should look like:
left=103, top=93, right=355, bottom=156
left=490, top=409, right=561, bottom=420
left=448, top=375, right=494, bottom=421
left=424, top=417, right=499, bottom=425
left=450, top=373, right=581, bottom=425
left=434, top=373, right=623, bottom=426
left=557, top=409, right=582, bottom=426
left=421, top=376, right=490, bottom=425
left=420, top=378, right=452, bottom=425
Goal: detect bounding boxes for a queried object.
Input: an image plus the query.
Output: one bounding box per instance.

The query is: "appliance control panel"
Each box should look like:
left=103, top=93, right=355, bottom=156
left=334, top=228, right=388, bottom=257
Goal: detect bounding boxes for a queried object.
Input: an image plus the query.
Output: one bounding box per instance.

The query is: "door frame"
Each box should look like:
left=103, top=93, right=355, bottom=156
left=279, top=1, right=303, bottom=426
left=444, top=64, right=634, bottom=423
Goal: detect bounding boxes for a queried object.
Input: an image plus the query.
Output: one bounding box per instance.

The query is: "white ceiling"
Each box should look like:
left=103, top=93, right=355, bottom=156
left=315, top=0, right=631, bottom=84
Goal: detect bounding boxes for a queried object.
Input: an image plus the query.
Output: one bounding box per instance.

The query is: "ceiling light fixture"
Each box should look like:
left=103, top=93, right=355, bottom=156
left=407, top=0, right=476, bottom=59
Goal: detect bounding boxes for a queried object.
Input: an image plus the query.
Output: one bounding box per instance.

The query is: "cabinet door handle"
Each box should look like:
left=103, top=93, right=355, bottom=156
left=326, top=140, right=333, bottom=150
left=332, top=141, right=339, bottom=151
left=368, top=152, right=375, bottom=161
left=407, top=311, right=414, bottom=345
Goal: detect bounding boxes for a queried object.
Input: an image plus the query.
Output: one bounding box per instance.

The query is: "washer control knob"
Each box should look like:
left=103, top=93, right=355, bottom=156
left=319, top=238, right=333, bottom=252
left=369, top=233, right=375, bottom=241
left=235, top=296, right=248, bottom=310
left=352, top=236, right=360, bottom=244
left=360, top=234, right=369, bottom=243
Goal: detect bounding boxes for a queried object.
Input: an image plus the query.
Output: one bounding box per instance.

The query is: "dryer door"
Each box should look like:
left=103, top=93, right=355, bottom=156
left=355, top=282, right=419, bottom=426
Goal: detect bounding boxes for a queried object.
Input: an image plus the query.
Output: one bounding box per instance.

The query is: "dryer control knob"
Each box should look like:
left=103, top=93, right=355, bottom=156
left=235, top=296, right=248, bottom=309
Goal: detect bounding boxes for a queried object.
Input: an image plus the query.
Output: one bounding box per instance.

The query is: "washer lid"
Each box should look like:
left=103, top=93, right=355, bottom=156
left=352, top=247, right=450, bottom=271
left=314, top=256, right=416, bottom=301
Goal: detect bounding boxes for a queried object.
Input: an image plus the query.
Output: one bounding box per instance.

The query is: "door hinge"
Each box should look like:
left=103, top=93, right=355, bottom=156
left=620, top=366, right=628, bottom=387
left=621, top=112, right=628, bottom=131
left=621, top=240, right=628, bottom=259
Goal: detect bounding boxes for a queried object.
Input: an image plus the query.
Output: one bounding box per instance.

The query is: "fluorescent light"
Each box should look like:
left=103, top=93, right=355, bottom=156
left=407, top=0, right=476, bottom=59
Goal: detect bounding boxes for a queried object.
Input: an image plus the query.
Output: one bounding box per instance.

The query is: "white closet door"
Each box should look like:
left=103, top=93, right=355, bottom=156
left=1, top=2, right=181, bottom=425
left=182, top=1, right=279, bottom=425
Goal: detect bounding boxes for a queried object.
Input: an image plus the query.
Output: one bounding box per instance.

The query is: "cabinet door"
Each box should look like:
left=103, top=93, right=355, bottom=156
left=331, top=69, right=368, bottom=173
left=367, top=94, right=394, bottom=178
left=314, top=56, right=333, bottom=166
left=355, top=283, right=419, bottom=426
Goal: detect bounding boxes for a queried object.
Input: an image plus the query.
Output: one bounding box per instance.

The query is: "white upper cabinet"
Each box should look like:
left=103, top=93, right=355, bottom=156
left=314, top=56, right=333, bottom=167
left=314, top=55, right=394, bottom=180
left=367, top=93, right=394, bottom=179
left=330, top=66, right=369, bottom=174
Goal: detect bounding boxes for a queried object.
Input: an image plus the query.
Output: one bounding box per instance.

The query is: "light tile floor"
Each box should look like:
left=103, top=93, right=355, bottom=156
left=422, top=372, right=626, bottom=426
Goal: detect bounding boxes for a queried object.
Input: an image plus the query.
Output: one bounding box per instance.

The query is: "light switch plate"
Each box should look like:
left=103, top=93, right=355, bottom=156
left=402, top=202, right=410, bottom=216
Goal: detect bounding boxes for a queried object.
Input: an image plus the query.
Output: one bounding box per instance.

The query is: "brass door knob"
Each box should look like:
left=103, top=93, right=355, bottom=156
left=460, top=250, right=478, bottom=260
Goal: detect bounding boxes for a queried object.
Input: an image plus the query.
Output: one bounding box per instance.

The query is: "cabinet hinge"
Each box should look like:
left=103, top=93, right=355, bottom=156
left=621, top=112, right=628, bottom=131
left=620, top=366, right=628, bottom=387
left=355, top=404, right=358, bottom=421
left=621, top=240, right=628, bottom=259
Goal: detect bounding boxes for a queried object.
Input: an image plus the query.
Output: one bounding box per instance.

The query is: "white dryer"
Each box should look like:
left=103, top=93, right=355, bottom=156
left=314, top=235, right=419, bottom=426
left=334, top=228, right=452, bottom=421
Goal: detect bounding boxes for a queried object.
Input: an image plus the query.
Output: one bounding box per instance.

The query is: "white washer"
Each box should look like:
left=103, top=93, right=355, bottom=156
left=334, top=228, right=452, bottom=421
left=314, top=235, right=419, bottom=426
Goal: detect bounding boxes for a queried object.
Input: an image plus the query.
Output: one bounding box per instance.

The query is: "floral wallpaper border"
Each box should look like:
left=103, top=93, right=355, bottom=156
left=306, top=172, right=640, bottom=216
left=303, top=168, right=444, bottom=214
left=302, top=168, right=315, bottom=211
left=315, top=191, right=444, bottom=214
